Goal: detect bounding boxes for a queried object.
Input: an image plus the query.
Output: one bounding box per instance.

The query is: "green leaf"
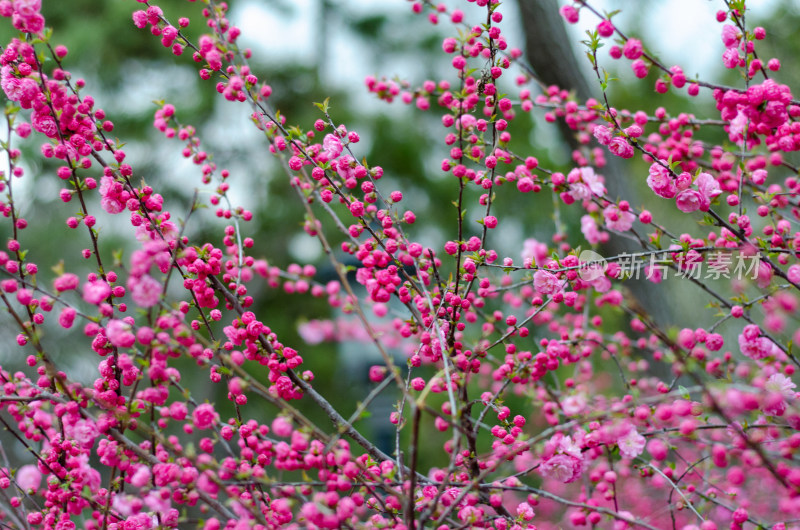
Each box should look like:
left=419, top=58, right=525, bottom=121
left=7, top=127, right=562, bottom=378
left=313, top=97, right=331, bottom=113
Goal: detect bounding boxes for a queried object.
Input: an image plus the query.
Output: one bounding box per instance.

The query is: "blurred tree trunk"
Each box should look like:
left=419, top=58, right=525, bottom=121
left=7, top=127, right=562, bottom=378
left=516, top=0, right=674, bottom=341
left=517, top=0, right=593, bottom=151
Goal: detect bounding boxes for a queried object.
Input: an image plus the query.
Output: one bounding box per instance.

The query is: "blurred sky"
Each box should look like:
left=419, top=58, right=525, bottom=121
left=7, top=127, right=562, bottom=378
left=231, top=0, right=789, bottom=86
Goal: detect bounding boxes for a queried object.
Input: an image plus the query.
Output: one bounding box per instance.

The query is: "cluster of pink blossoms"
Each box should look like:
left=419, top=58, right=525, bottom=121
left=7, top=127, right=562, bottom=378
left=0, top=0, right=799, bottom=529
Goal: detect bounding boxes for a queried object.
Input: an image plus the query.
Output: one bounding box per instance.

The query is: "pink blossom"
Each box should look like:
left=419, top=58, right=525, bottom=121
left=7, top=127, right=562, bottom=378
left=722, top=48, right=740, bottom=69
left=728, top=108, right=748, bottom=144
left=31, top=111, right=57, bottom=137
left=106, top=319, right=136, bottom=348
left=562, top=394, right=587, bottom=416
left=16, top=464, right=41, bottom=491
left=721, top=24, right=741, bottom=48
left=53, top=272, right=79, bottom=292
left=756, top=261, right=773, bottom=289
left=646, top=164, right=677, bottom=198
left=13, top=0, right=41, bottom=18
left=568, top=182, right=591, bottom=201
left=765, top=373, right=796, bottom=398
left=617, top=426, right=646, bottom=458
left=66, top=419, right=99, bottom=449
left=568, top=167, right=604, bottom=199
left=608, top=136, right=634, bottom=158
left=738, top=324, right=775, bottom=360
left=321, top=133, right=343, bottom=161
left=581, top=215, right=602, bottom=245
left=695, top=172, right=721, bottom=210
left=192, top=403, right=219, bottom=430
left=516, top=502, right=535, bottom=521
left=593, top=124, right=612, bottom=145
left=540, top=453, right=584, bottom=483
left=603, top=205, right=635, bottom=232
left=521, top=238, right=548, bottom=265
left=622, top=38, right=643, bottom=59
left=129, top=466, right=151, bottom=488
left=631, top=59, right=649, bottom=78
left=534, top=270, right=562, bottom=295
left=675, top=189, right=703, bottom=213
left=539, top=434, right=584, bottom=483
left=647, top=438, right=669, bottom=460
left=128, top=274, right=161, bottom=307
left=82, top=279, right=111, bottom=305
left=559, top=5, right=579, bottom=24
left=58, top=307, right=76, bottom=329
left=763, top=373, right=797, bottom=415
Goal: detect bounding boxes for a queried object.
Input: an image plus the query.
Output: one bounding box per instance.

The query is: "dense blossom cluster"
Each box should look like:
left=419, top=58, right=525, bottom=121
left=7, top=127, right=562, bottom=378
left=0, top=0, right=798, bottom=528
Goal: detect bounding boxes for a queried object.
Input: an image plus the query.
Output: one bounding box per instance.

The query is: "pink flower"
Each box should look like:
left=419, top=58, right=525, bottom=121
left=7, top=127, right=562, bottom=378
left=728, top=108, right=748, bottom=144
left=617, top=427, right=646, bottom=458
left=756, top=261, right=773, bottom=289
left=16, top=464, right=41, bottom=491
left=13, top=0, right=41, bottom=18
left=129, top=466, right=151, bottom=488
left=764, top=373, right=796, bottom=416
left=597, top=19, right=614, bottom=38
left=646, top=164, right=677, bottom=198
left=53, top=272, right=79, bottom=292
left=349, top=200, right=365, bottom=217
left=58, top=307, right=76, bottom=329
left=321, top=133, right=343, bottom=161
left=83, top=279, right=111, bottom=305
left=106, top=319, right=136, bottom=348
left=608, top=136, right=634, bottom=158
left=516, top=502, right=535, bottom=521
left=723, top=48, right=740, bottom=69
left=738, top=324, right=774, bottom=360
left=592, top=124, right=612, bottom=145
left=603, top=205, right=635, bottom=232
left=765, top=373, right=796, bottom=398
left=539, top=434, right=584, bottom=483
left=721, top=24, right=741, bottom=48
left=272, top=416, right=293, bottom=437
left=562, top=394, right=587, bottom=416
left=540, top=454, right=583, bottom=483
left=31, top=111, right=57, bottom=137
left=128, top=274, right=161, bottom=307
left=568, top=182, right=591, bottom=201
left=675, top=189, right=703, bottom=213
left=647, top=438, right=669, bottom=460
left=695, top=172, right=721, bottom=210
left=631, top=59, right=648, bottom=78
left=534, top=270, right=562, bottom=295
left=521, top=238, right=548, bottom=265
left=66, top=419, right=99, bottom=449
left=568, top=167, right=605, bottom=199
left=192, top=403, right=218, bottom=430
left=581, top=215, right=602, bottom=245
left=559, top=5, right=579, bottom=24
left=622, top=38, right=643, bottom=60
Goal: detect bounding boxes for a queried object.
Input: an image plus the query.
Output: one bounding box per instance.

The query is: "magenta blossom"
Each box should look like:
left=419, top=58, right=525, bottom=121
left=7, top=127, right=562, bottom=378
left=617, top=426, right=646, bottom=459
left=695, top=172, right=722, bottom=209
left=82, top=279, right=111, bottom=305
left=534, top=270, right=562, bottom=295
left=603, top=205, right=635, bottom=232
left=738, top=324, right=776, bottom=360
left=646, top=164, right=677, bottom=199
left=608, top=136, right=634, bottom=158
left=539, top=434, right=585, bottom=483
left=106, top=319, right=136, bottom=348
left=675, top=189, right=703, bottom=213
left=192, top=403, right=219, bottom=430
